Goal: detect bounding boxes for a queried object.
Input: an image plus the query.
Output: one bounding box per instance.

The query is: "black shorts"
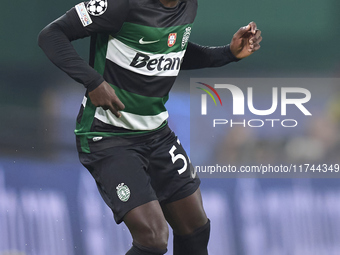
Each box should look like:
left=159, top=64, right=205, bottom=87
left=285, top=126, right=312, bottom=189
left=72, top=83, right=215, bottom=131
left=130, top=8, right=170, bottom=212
left=78, top=125, right=200, bottom=224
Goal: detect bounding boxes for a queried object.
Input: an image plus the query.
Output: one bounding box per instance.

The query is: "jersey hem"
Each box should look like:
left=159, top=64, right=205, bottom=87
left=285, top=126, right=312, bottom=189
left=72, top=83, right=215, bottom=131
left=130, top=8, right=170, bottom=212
left=76, top=121, right=169, bottom=153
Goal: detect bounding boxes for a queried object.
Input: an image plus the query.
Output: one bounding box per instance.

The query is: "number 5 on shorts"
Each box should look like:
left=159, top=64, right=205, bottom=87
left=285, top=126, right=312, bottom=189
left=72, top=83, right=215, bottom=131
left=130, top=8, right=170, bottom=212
left=169, top=140, right=188, bottom=175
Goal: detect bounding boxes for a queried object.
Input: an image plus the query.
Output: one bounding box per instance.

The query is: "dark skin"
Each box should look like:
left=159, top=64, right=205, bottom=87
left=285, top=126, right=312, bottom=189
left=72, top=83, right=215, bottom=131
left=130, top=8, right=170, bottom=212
left=89, top=0, right=262, bottom=250
left=124, top=189, right=207, bottom=250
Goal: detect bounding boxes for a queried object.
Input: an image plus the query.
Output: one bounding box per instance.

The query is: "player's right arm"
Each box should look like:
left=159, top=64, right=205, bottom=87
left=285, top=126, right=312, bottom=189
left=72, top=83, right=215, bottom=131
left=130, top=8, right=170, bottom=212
left=38, top=1, right=129, bottom=117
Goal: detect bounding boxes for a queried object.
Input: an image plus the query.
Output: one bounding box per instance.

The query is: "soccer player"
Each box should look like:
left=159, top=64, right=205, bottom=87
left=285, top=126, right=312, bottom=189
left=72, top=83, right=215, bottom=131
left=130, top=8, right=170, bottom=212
left=38, top=0, right=261, bottom=254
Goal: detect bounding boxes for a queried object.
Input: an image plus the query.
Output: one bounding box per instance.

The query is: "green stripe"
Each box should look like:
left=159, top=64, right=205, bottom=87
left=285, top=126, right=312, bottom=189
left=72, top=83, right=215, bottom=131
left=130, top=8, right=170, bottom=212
left=111, top=83, right=169, bottom=116
left=94, top=34, right=109, bottom=74
left=75, top=99, right=96, bottom=153
left=115, top=22, right=192, bottom=54
left=76, top=34, right=110, bottom=153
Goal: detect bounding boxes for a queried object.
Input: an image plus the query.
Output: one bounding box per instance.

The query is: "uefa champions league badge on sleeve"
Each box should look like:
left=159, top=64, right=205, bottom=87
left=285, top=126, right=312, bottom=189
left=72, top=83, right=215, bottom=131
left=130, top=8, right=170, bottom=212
left=87, top=0, right=108, bottom=16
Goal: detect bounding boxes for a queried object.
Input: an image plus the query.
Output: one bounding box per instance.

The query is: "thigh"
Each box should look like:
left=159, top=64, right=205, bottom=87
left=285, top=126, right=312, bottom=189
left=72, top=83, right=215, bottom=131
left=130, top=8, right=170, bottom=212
left=148, top=131, right=200, bottom=204
left=161, top=188, right=208, bottom=235
left=79, top=145, right=158, bottom=224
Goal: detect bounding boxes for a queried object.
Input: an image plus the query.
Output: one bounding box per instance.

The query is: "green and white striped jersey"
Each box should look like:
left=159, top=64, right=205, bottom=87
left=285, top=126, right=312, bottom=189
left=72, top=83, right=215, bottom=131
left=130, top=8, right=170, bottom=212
left=73, top=0, right=197, bottom=152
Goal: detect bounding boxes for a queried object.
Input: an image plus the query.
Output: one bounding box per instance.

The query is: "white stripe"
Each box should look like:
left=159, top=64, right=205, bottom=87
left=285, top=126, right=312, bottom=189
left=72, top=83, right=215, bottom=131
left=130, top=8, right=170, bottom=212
left=95, top=108, right=169, bottom=130
left=81, top=96, right=87, bottom=107
left=106, top=37, right=185, bottom=77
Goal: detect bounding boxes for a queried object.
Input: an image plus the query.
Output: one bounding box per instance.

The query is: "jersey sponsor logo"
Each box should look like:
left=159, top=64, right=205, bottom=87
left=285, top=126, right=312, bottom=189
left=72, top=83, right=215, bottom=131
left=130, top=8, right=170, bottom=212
left=130, top=52, right=183, bottom=72
left=181, top=27, right=192, bottom=49
left=87, top=0, right=108, bottom=16
left=75, top=3, right=93, bottom=27
left=168, top=33, right=177, bottom=47
left=116, top=183, right=130, bottom=202
left=139, top=37, right=160, bottom=45
left=106, top=38, right=185, bottom=77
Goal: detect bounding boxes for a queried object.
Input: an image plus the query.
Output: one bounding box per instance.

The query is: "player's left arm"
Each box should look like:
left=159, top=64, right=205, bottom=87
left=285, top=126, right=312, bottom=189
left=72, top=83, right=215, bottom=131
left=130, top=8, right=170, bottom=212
left=181, top=22, right=262, bottom=70
left=229, top=21, right=262, bottom=59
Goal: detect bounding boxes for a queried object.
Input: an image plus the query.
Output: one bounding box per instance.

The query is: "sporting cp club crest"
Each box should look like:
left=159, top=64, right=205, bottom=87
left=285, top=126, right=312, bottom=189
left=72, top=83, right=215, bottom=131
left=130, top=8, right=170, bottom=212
left=116, top=183, right=130, bottom=202
left=168, top=33, right=177, bottom=47
left=181, top=27, right=192, bottom=49
left=87, top=0, right=108, bottom=16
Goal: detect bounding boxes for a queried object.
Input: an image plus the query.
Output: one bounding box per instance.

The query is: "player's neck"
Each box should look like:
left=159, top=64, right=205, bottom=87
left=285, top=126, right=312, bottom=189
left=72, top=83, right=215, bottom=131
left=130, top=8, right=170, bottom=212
left=159, top=0, right=180, bottom=8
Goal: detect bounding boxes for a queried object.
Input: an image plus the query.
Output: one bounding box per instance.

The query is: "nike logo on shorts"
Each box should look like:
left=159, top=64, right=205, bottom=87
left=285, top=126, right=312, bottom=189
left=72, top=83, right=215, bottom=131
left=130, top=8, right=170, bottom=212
left=92, top=137, right=103, bottom=142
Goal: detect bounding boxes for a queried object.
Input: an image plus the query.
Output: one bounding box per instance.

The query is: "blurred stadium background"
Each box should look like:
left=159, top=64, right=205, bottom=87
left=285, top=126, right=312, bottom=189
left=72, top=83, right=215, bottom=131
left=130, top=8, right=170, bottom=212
left=1, top=0, right=340, bottom=254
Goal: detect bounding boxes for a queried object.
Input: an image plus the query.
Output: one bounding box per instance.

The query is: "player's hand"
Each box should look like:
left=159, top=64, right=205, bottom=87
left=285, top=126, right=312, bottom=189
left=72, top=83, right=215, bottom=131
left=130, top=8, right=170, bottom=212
left=230, top=21, right=262, bottom=59
left=88, top=81, right=125, bottom=118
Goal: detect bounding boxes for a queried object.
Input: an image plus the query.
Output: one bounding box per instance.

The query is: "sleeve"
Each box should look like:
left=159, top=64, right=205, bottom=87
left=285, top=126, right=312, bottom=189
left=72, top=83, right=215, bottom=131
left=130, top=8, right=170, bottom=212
left=180, top=42, right=240, bottom=70
left=38, top=0, right=129, bottom=91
